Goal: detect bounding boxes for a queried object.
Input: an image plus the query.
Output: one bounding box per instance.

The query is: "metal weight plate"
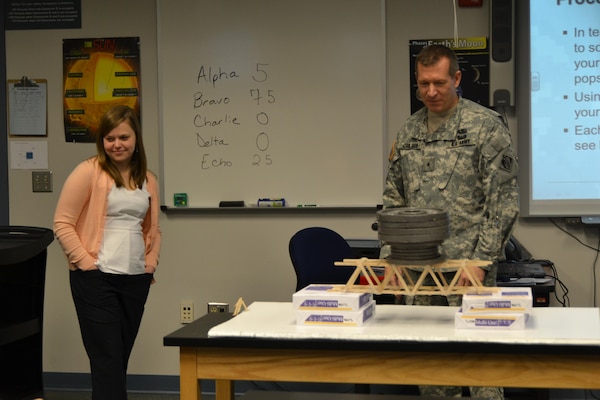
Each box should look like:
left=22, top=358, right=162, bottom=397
left=377, top=207, right=450, bottom=263
left=376, top=207, right=448, bottom=222
left=378, top=218, right=449, bottom=229
left=377, top=225, right=450, bottom=237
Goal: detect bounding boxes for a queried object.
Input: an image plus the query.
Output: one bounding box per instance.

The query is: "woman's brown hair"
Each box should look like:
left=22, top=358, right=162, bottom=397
left=95, top=105, right=147, bottom=189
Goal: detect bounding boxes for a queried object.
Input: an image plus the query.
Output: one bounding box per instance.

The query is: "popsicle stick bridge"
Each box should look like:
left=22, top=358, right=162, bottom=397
left=334, top=257, right=494, bottom=296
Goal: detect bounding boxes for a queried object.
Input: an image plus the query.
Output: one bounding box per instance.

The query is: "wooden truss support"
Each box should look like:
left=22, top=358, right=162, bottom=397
left=334, top=258, right=495, bottom=296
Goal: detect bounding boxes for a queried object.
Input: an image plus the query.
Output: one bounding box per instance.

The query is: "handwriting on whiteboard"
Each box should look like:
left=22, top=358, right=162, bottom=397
left=193, top=63, right=275, bottom=170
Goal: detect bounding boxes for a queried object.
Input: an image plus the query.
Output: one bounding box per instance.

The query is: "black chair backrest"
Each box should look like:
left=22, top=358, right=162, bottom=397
left=288, top=227, right=355, bottom=292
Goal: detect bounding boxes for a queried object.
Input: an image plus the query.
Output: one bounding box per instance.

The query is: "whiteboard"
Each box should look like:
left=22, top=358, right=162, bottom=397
left=157, top=0, right=385, bottom=208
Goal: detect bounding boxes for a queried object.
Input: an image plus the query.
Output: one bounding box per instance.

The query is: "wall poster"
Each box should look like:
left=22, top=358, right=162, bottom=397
left=63, top=37, right=141, bottom=142
left=7, top=77, right=47, bottom=136
left=5, top=0, right=81, bottom=30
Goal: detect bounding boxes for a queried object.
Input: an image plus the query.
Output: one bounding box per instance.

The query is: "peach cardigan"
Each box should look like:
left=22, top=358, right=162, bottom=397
left=53, top=157, right=161, bottom=271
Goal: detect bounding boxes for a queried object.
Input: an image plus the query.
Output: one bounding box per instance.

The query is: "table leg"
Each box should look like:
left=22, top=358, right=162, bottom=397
left=180, top=348, right=201, bottom=400
left=215, top=379, right=234, bottom=400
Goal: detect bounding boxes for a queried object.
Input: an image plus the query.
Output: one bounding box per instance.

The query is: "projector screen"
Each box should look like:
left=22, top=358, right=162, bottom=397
left=517, top=0, right=600, bottom=218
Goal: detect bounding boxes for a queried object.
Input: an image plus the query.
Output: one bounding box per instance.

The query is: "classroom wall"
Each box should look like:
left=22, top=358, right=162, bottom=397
left=5, top=0, right=600, bottom=380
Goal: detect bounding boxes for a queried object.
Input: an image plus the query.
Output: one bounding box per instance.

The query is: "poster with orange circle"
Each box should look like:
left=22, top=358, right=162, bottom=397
left=63, top=37, right=140, bottom=142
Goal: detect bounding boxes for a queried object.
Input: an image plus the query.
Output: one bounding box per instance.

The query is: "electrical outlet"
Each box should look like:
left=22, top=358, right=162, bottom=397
left=32, top=170, right=53, bottom=192
left=208, top=302, right=229, bottom=313
left=180, top=302, right=194, bottom=323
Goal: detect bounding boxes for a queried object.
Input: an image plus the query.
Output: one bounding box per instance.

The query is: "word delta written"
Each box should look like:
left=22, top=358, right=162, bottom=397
left=196, top=135, right=228, bottom=148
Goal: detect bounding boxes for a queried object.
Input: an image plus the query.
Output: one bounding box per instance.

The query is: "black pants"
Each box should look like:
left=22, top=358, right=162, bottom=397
left=70, top=269, right=153, bottom=400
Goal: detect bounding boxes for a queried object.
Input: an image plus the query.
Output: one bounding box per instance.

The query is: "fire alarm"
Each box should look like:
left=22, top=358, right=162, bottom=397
left=459, top=0, right=483, bottom=6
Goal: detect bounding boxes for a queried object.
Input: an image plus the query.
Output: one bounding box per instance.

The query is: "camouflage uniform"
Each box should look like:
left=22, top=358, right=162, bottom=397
left=382, top=97, right=519, bottom=399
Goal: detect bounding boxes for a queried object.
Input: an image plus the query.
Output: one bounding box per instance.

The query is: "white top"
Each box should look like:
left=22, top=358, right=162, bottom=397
left=208, top=302, right=600, bottom=346
left=96, top=183, right=150, bottom=275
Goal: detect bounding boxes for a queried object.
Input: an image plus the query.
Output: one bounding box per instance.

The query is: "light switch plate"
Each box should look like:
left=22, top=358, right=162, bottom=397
left=32, top=170, right=53, bottom=192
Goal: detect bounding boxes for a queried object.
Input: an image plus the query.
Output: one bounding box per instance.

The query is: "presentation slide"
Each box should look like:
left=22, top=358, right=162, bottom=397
left=529, top=0, right=600, bottom=202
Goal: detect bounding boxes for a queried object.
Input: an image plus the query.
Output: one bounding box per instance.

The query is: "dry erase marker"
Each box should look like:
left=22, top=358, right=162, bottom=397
left=297, top=204, right=318, bottom=207
left=257, top=198, right=286, bottom=207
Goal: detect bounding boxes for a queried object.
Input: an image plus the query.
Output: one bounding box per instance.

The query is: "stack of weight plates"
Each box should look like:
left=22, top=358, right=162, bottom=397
left=376, top=207, right=450, bottom=265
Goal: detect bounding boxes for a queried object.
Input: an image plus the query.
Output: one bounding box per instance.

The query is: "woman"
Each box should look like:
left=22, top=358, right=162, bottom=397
left=54, top=105, right=161, bottom=400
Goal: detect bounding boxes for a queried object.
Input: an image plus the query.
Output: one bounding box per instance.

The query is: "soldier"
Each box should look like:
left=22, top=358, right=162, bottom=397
left=382, top=44, right=519, bottom=399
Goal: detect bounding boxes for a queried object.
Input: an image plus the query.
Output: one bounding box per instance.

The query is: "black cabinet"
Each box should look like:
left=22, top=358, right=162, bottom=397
left=0, top=226, right=54, bottom=400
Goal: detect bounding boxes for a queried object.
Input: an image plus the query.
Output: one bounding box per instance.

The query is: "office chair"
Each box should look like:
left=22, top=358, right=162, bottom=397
left=288, top=226, right=356, bottom=292
left=288, top=226, right=371, bottom=394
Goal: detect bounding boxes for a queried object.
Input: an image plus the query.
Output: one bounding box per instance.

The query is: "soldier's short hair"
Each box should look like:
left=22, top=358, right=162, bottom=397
left=415, top=45, right=459, bottom=77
